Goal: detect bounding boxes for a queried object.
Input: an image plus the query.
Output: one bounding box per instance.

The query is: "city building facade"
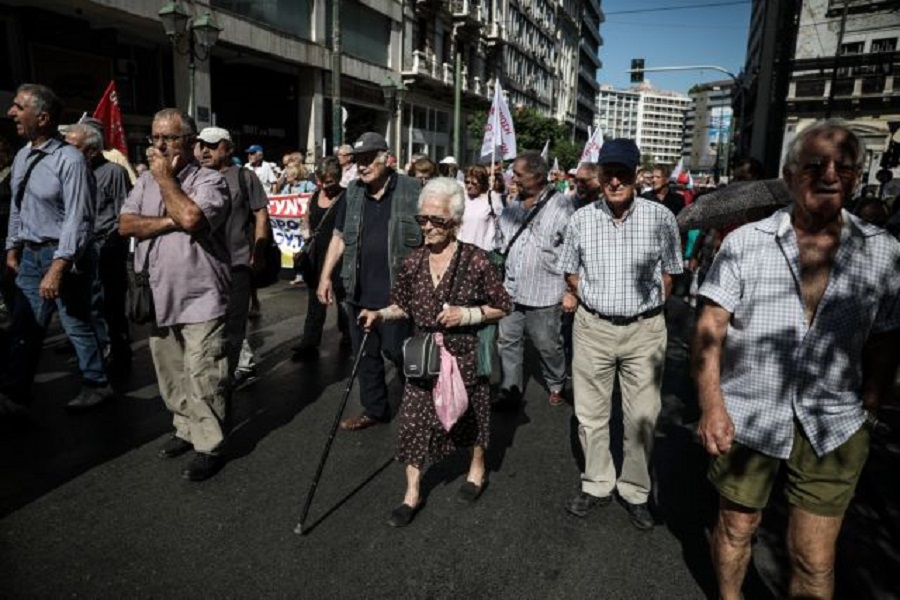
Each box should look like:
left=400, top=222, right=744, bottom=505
left=0, top=0, right=603, bottom=169
left=681, top=80, right=734, bottom=175
left=596, top=83, right=691, bottom=167
left=740, top=0, right=900, bottom=185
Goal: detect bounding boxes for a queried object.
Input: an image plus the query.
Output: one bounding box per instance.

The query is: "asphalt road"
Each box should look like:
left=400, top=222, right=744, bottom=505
left=1, top=282, right=898, bottom=599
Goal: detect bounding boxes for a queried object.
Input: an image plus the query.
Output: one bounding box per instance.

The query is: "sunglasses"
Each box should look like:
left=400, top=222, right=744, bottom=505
left=414, top=215, right=453, bottom=228
left=799, top=158, right=858, bottom=180
left=197, top=140, right=222, bottom=150
left=600, top=168, right=636, bottom=185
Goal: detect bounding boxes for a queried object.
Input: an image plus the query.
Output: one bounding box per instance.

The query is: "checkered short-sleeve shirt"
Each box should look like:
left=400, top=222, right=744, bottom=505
left=700, top=208, right=900, bottom=459
left=557, top=197, right=683, bottom=317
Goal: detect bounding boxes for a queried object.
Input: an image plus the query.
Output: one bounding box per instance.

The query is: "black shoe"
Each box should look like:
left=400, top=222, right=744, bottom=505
left=457, top=481, right=485, bottom=504
left=565, top=491, right=612, bottom=517
left=620, top=499, right=654, bottom=530
left=182, top=452, right=223, bottom=482
left=387, top=503, right=420, bottom=528
left=492, top=388, right=522, bottom=412
left=232, top=368, right=259, bottom=390
left=158, top=436, right=193, bottom=459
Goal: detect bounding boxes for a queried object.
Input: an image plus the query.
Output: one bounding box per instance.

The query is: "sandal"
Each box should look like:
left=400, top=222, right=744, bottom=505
left=339, top=414, right=383, bottom=431
left=387, top=503, right=420, bottom=527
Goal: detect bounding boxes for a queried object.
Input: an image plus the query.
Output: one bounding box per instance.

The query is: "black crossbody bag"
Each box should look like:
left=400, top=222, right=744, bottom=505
left=487, top=184, right=555, bottom=276
left=402, top=246, right=467, bottom=380
left=126, top=236, right=157, bottom=325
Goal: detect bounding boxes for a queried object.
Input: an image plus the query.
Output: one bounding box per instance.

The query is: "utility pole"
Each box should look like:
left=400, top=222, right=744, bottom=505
left=454, top=49, right=462, bottom=161
left=825, top=1, right=849, bottom=119
left=331, top=0, right=342, bottom=153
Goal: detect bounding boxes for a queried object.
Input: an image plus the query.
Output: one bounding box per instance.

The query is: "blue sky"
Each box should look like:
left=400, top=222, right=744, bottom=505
left=597, top=0, right=752, bottom=94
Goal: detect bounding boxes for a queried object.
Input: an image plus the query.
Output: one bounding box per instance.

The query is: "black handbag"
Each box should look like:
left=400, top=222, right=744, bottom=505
left=251, top=239, right=283, bottom=289
left=401, top=246, right=465, bottom=380
left=236, top=168, right=284, bottom=289
left=126, top=237, right=157, bottom=325
left=402, top=332, right=441, bottom=379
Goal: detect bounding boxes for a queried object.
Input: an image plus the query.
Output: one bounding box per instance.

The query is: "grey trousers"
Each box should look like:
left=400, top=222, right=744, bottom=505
left=572, top=307, right=667, bottom=504
left=150, top=317, right=229, bottom=453
left=497, top=303, right=567, bottom=394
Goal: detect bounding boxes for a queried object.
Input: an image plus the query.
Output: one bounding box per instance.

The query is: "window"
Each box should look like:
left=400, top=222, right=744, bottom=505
left=871, top=37, right=897, bottom=53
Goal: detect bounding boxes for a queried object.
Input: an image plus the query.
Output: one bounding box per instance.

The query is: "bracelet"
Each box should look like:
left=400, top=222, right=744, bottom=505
left=377, top=308, right=391, bottom=321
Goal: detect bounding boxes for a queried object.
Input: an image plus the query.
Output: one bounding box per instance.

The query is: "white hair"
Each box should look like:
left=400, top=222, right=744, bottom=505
left=419, top=177, right=466, bottom=222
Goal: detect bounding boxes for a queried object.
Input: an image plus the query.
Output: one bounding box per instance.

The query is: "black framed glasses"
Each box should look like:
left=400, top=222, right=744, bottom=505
left=147, top=133, right=188, bottom=145
left=414, top=214, right=453, bottom=228
left=799, top=157, right=858, bottom=180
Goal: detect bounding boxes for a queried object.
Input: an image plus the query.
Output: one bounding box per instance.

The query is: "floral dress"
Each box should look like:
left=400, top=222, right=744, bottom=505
left=391, top=242, right=512, bottom=468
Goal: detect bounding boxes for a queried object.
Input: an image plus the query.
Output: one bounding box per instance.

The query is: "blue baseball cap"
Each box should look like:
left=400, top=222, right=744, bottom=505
left=598, top=138, right=641, bottom=171
left=246, top=144, right=264, bottom=154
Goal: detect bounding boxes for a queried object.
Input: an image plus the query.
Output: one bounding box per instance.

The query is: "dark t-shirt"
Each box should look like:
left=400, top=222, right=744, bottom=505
left=224, top=165, right=269, bottom=267
left=93, top=159, right=132, bottom=237
left=334, top=174, right=398, bottom=308
left=641, top=189, right=685, bottom=216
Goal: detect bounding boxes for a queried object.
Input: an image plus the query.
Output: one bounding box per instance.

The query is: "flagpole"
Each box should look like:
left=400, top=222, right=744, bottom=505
left=490, top=79, right=499, bottom=188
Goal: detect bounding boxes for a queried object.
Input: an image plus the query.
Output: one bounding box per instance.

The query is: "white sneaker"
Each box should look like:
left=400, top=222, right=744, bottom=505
left=66, top=384, right=114, bottom=412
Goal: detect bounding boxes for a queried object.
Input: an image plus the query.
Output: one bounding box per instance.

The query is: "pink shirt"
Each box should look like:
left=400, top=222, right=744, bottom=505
left=121, top=163, right=231, bottom=327
left=457, top=193, right=504, bottom=252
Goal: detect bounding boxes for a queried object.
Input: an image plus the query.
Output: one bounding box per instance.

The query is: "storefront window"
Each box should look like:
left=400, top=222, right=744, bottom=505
left=212, top=0, right=312, bottom=40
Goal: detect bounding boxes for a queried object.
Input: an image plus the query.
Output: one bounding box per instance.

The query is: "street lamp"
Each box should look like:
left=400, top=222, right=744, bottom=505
left=381, top=75, right=406, bottom=155
left=158, top=1, right=222, bottom=119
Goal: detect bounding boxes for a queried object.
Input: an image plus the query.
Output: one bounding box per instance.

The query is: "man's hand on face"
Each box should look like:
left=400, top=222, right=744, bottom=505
left=147, top=147, right=184, bottom=181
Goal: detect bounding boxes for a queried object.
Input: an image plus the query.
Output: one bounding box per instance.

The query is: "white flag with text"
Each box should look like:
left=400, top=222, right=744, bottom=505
left=480, top=80, right=517, bottom=160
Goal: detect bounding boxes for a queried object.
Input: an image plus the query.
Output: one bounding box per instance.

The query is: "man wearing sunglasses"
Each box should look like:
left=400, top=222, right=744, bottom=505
left=695, top=120, right=900, bottom=599
left=558, top=138, right=682, bottom=530
left=120, top=109, right=231, bottom=481
left=317, top=132, right=423, bottom=431
left=195, top=127, right=270, bottom=389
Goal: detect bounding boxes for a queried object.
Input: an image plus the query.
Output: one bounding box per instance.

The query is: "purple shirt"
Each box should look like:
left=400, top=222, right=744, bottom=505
left=120, top=163, right=231, bottom=327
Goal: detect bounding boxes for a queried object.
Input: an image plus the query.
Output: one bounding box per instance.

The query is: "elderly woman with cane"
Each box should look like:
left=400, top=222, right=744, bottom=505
left=358, top=178, right=511, bottom=527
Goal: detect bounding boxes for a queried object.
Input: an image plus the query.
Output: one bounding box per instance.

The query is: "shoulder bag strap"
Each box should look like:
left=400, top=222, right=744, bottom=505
left=14, top=151, right=50, bottom=210
left=501, top=184, right=555, bottom=257
left=139, top=236, right=158, bottom=275
left=310, top=191, right=340, bottom=238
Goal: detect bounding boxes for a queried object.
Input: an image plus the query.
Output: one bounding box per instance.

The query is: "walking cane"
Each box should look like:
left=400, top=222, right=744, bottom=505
left=295, top=331, right=370, bottom=535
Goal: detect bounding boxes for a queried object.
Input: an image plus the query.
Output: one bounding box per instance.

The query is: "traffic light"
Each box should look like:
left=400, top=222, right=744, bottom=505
left=630, top=58, right=644, bottom=84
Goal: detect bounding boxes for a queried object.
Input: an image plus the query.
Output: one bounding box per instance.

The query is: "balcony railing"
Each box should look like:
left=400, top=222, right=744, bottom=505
left=450, top=0, right=481, bottom=20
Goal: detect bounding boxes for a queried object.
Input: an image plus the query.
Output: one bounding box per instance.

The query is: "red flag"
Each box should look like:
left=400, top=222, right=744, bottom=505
left=92, top=81, right=128, bottom=157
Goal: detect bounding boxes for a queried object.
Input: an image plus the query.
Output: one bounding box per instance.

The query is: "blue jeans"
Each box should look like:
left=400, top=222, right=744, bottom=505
left=1, top=245, right=107, bottom=400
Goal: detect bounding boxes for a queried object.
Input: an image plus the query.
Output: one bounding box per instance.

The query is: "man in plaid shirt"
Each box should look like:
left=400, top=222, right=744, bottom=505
left=558, top=139, right=682, bottom=530
left=694, top=120, right=900, bottom=599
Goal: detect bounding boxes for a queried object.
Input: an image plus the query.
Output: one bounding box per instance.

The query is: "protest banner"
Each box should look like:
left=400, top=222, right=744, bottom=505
left=268, top=192, right=312, bottom=268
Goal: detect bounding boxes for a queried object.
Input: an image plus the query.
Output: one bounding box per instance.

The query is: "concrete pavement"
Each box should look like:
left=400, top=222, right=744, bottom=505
left=0, top=283, right=897, bottom=599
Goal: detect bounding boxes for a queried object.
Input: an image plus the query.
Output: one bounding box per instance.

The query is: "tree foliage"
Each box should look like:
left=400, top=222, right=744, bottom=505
left=467, top=107, right=583, bottom=171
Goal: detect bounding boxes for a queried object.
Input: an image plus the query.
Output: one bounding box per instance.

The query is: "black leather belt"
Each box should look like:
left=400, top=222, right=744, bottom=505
left=23, top=239, right=59, bottom=250
left=583, top=305, right=664, bottom=326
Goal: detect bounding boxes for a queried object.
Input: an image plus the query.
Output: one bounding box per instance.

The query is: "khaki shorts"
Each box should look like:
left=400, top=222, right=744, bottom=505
left=708, top=424, right=870, bottom=516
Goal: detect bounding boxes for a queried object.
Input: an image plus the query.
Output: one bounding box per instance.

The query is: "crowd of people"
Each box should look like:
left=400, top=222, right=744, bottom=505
left=1, top=81, right=899, bottom=600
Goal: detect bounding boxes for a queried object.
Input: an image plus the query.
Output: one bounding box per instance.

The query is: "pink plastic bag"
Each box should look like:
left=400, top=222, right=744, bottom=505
left=432, top=333, right=469, bottom=432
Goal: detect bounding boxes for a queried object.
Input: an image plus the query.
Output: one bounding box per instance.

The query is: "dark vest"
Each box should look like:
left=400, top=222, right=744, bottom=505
left=340, top=172, right=423, bottom=296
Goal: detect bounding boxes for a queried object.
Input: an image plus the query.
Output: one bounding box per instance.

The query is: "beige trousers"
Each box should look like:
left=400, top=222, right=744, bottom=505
left=149, top=317, right=229, bottom=453
left=572, top=306, right=667, bottom=504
